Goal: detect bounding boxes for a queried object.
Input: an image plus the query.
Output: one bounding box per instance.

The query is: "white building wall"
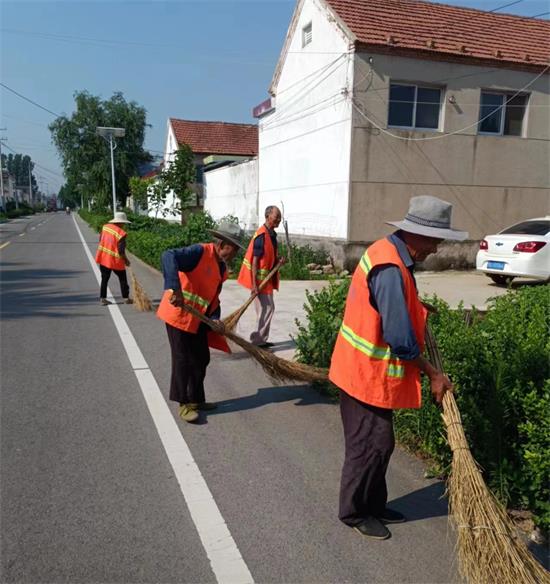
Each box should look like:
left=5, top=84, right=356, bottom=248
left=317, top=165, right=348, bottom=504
left=204, top=159, right=258, bottom=230
left=259, top=0, right=353, bottom=239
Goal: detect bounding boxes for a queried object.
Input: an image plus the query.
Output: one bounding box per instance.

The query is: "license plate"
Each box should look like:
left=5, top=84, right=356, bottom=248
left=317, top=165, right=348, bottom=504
left=487, top=261, right=505, bottom=270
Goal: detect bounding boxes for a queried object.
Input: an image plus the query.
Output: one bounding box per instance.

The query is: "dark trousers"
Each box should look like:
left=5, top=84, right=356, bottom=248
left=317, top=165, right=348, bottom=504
left=166, top=323, right=210, bottom=405
left=99, top=265, right=129, bottom=299
left=339, top=389, right=395, bottom=526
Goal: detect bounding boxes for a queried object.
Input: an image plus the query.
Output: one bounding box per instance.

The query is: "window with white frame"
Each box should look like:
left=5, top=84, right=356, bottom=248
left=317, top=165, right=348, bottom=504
left=302, top=22, right=312, bottom=47
left=478, top=92, right=528, bottom=136
left=388, top=83, right=442, bottom=130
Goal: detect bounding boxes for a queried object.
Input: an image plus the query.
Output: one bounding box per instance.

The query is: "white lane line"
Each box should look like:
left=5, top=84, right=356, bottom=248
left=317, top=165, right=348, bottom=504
left=18, top=233, right=25, bottom=237
left=0, top=241, right=10, bottom=250
left=72, top=215, right=253, bottom=584
left=31, top=227, right=36, bottom=230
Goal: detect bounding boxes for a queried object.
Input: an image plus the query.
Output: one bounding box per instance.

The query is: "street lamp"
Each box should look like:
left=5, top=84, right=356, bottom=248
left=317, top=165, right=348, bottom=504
left=96, top=126, right=125, bottom=212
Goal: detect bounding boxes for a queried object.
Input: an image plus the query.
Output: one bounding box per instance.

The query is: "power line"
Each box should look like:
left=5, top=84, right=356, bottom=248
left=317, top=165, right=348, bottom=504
left=2, top=142, right=64, bottom=179
left=530, top=11, right=550, bottom=17
left=489, top=0, right=524, bottom=12
left=0, top=82, right=61, bottom=118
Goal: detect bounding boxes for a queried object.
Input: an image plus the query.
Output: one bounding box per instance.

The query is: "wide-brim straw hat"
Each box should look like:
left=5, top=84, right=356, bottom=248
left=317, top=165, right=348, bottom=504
left=110, top=211, right=132, bottom=224
left=209, top=220, right=245, bottom=250
left=386, top=195, right=468, bottom=241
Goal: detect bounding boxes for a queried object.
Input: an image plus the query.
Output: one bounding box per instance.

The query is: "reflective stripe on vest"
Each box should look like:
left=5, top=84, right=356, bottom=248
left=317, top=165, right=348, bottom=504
left=103, top=225, right=123, bottom=241
left=339, top=323, right=404, bottom=378
left=241, top=257, right=270, bottom=280
left=95, top=223, right=126, bottom=270
left=237, top=225, right=278, bottom=293
left=156, top=243, right=226, bottom=335
left=181, top=289, right=210, bottom=311
left=328, top=237, right=427, bottom=410
left=97, top=244, right=121, bottom=259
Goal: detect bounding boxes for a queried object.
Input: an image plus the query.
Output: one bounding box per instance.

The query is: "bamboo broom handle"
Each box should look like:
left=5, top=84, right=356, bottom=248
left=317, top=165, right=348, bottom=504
left=238, top=259, right=283, bottom=311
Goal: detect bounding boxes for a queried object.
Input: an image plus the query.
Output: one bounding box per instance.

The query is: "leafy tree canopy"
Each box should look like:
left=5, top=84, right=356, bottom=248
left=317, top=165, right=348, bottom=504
left=49, top=91, right=152, bottom=210
left=1, top=153, right=39, bottom=197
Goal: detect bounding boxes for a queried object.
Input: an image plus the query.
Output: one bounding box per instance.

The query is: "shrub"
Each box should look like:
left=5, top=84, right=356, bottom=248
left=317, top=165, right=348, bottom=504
left=294, top=279, right=350, bottom=370
left=294, top=281, right=550, bottom=530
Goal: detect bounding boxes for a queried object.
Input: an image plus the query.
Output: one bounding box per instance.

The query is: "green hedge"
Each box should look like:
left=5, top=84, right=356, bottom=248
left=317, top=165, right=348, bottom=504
left=1, top=202, right=36, bottom=219
left=79, top=209, right=331, bottom=278
left=294, top=282, right=550, bottom=531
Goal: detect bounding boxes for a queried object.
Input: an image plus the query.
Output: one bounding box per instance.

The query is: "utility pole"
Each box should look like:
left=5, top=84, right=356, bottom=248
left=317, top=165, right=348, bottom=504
left=0, top=129, right=6, bottom=213
left=28, top=163, right=33, bottom=206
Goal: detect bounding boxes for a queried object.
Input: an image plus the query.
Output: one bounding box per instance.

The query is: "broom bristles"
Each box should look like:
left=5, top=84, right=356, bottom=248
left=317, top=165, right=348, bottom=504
left=183, top=300, right=550, bottom=583
left=129, top=268, right=153, bottom=312
left=426, top=325, right=549, bottom=584
left=223, top=260, right=283, bottom=332
left=182, top=300, right=328, bottom=384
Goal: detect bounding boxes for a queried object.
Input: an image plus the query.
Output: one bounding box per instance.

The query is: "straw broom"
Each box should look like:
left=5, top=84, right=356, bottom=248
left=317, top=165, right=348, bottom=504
left=129, top=267, right=153, bottom=312
left=179, top=301, right=328, bottom=383
left=223, top=260, right=283, bottom=331
left=191, top=298, right=549, bottom=582
left=425, top=324, right=549, bottom=584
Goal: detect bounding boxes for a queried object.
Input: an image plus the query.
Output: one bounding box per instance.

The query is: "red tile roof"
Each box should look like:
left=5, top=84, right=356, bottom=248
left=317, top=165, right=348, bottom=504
left=170, top=119, right=258, bottom=156
left=325, top=0, right=550, bottom=70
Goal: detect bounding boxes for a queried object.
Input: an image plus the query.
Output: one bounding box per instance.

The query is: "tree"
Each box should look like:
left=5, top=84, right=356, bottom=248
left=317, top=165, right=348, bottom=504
left=129, top=176, right=152, bottom=211
left=1, top=153, right=39, bottom=200
left=49, top=91, right=152, bottom=210
left=57, top=182, right=80, bottom=209
left=163, top=144, right=197, bottom=222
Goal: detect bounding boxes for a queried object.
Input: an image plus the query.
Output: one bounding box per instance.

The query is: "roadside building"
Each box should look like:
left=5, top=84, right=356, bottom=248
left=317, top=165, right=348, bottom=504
left=251, top=0, right=550, bottom=267
left=156, top=118, right=258, bottom=222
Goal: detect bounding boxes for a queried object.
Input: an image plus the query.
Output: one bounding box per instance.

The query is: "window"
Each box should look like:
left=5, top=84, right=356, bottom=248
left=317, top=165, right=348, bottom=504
left=478, top=92, right=528, bottom=136
left=302, top=22, right=312, bottom=47
left=388, top=84, right=442, bottom=130
left=500, top=220, right=550, bottom=236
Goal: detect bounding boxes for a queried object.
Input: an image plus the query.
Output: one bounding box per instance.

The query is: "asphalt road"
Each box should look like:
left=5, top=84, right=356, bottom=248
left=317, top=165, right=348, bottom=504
left=1, top=212, right=458, bottom=583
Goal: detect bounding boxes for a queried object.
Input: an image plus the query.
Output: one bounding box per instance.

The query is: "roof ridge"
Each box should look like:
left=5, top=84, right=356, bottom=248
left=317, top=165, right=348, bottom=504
left=360, top=0, right=550, bottom=24
left=170, top=117, right=257, bottom=128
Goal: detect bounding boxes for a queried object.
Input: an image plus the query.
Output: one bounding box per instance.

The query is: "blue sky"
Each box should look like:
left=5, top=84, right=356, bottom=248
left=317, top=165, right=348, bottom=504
left=1, top=0, right=548, bottom=194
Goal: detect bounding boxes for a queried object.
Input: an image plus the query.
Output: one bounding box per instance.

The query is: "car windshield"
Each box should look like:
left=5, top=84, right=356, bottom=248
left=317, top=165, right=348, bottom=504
left=500, top=220, right=550, bottom=236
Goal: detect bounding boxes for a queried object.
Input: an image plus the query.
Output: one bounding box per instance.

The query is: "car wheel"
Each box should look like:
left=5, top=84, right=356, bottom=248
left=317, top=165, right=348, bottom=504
left=489, top=274, right=515, bottom=286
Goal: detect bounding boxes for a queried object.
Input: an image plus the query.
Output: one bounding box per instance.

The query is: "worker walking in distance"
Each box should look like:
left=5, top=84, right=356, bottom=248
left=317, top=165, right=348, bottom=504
left=238, top=205, right=284, bottom=348
left=329, top=195, right=468, bottom=540
left=157, top=220, right=245, bottom=423
left=95, top=211, right=133, bottom=306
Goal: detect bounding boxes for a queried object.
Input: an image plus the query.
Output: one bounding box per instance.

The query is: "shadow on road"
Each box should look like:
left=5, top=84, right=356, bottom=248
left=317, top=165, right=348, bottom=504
left=1, top=267, right=97, bottom=319
left=206, top=383, right=331, bottom=415
left=387, top=482, right=448, bottom=522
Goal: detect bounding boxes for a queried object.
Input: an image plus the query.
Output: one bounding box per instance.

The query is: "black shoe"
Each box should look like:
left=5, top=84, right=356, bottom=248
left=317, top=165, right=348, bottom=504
left=353, top=517, right=391, bottom=540
left=258, top=341, right=274, bottom=348
left=378, top=508, right=406, bottom=524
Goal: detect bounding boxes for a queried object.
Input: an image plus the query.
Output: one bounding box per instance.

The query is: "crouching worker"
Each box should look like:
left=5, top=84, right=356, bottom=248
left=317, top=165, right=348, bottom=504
left=157, top=221, right=245, bottom=423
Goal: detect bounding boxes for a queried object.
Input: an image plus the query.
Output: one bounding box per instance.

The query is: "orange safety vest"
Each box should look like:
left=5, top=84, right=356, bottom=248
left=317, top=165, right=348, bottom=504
left=329, top=237, right=427, bottom=410
left=237, top=224, right=279, bottom=294
left=156, top=243, right=230, bottom=353
left=95, top=223, right=127, bottom=270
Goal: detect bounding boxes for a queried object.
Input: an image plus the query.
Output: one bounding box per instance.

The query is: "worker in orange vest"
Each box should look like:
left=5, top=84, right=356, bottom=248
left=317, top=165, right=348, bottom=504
left=95, top=211, right=133, bottom=306
left=237, top=205, right=284, bottom=348
left=329, top=196, right=468, bottom=540
left=157, top=220, right=245, bottom=423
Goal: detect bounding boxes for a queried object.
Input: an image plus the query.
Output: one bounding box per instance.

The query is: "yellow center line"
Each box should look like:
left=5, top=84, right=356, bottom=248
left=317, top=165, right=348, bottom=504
left=0, top=241, right=11, bottom=250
